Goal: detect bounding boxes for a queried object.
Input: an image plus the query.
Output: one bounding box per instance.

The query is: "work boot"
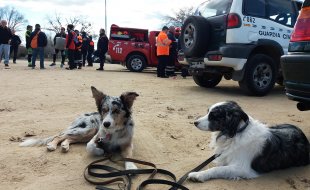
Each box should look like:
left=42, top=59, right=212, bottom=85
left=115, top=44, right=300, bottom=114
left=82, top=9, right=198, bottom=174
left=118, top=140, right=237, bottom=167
left=96, top=67, right=104, bottom=71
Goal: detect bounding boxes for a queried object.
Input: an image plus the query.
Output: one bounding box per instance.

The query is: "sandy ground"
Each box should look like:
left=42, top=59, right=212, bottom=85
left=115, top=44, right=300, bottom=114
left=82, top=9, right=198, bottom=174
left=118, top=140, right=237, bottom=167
left=0, top=60, right=309, bottom=190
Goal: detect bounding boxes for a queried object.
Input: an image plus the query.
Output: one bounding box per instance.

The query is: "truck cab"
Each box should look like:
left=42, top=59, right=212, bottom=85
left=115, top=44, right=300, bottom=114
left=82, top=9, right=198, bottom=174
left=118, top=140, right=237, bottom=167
left=109, top=24, right=181, bottom=72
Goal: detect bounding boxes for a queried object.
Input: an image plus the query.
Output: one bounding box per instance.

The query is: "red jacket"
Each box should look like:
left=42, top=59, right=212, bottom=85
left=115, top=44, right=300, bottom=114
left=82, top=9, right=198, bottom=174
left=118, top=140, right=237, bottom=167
left=65, top=30, right=75, bottom=50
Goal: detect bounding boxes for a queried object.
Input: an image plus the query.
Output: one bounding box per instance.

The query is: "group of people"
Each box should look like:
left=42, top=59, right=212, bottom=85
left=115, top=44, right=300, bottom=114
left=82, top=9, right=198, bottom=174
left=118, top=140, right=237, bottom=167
left=0, top=19, right=109, bottom=71
left=156, top=25, right=189, bottom=79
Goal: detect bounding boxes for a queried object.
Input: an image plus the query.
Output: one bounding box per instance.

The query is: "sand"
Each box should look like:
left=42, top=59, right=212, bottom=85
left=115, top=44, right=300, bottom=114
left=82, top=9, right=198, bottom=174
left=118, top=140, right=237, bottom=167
left=0, top=60, right=309, bottom=190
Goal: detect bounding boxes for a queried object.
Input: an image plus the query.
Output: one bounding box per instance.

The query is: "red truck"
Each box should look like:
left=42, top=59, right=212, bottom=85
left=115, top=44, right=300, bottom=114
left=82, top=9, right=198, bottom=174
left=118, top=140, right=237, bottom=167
left=107, top=24, right=181, bottom=72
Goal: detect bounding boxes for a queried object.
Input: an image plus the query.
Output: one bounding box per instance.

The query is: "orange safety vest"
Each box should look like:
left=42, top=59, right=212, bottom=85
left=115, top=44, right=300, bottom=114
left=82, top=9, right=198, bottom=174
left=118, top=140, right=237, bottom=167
left=76, top=36, right=83, bottom=51
left=156, top=31, right=171, bottom=56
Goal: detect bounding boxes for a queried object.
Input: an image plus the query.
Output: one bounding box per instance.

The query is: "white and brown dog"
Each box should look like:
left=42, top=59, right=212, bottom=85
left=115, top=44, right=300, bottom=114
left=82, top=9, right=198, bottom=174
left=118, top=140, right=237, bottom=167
left=189, top=101, right=309, bottom=182
left=20, top=86, right=139, bottom=170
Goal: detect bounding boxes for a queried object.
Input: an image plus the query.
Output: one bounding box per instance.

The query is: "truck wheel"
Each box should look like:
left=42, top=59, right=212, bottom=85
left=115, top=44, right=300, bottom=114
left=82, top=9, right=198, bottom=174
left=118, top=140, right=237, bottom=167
left=127, top=55, right=145, bottom=72
left=193, top=73, right=222, bottom=88
left=181, top=16, right=210, bottom=57
left=239, top=54, right=277, bottom=96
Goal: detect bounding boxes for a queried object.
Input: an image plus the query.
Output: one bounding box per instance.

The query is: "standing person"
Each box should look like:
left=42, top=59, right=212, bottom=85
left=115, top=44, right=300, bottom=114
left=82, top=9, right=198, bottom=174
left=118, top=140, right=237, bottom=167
left=10, top=29, right=21, bottom=63
left=74, top=30, right=83, bottom=69
left=166, top=25, right=177, bottom=77
left=0, top=19, right=12, bottom=67
left=178, top=35, right=190, bottom=79
left=25, top=25, right=33, bottom=67
left=30, top=24, right=47, bottom=69
left=96, top=28, right=109, bottom=71
left=156, top=26, right=171, bottom=78
left=87, top=36, right=94, bottom=67
left=65, top=24, right=76, bottom=70
left=81, top=31, right=89, bottom=67
left=50, top=27, right=67, bottom=67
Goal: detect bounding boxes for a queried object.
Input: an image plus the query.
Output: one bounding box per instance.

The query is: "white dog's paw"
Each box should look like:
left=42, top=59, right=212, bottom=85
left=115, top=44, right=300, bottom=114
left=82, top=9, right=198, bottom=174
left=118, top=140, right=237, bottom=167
left=61, top=144, right=69, bottom=152
left=188, top=172, right=207, bottom=183
left=47, top=143, right=56, bottom=151
left=86, top=141, right=104, bottom=156
left=125, top=162, right=138, bottom=170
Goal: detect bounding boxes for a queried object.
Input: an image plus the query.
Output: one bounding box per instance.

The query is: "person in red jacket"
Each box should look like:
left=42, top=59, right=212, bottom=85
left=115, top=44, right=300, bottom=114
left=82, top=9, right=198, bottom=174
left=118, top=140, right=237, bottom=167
left=65, top=24, right=75, bottom=70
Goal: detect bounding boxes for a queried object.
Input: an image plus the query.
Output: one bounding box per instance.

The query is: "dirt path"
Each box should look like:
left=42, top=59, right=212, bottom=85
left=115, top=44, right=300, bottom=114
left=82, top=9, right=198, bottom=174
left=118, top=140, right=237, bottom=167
left=0, top=60, right=309, bottom=190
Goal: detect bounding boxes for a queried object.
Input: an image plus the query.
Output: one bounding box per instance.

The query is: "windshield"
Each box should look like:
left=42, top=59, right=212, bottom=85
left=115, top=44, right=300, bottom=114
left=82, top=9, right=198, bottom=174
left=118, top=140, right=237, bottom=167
left=194, top=0, right=232, bottom=18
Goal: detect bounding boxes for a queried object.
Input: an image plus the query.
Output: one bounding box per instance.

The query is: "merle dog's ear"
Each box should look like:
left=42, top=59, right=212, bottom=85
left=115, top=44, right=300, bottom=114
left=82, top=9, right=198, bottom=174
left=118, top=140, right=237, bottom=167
left=225, top=101, right=249, bottom=138
left=91, top=86, right=107, bottom=107
left=120, top=92, right=139, bottom=109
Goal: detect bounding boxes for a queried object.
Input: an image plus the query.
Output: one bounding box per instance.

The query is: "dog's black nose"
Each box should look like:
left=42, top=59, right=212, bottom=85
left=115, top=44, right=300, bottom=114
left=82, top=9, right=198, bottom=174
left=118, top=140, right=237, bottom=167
left=103, top=122, right=111, bottom=128
left=194, top=121, right=199, bottom=127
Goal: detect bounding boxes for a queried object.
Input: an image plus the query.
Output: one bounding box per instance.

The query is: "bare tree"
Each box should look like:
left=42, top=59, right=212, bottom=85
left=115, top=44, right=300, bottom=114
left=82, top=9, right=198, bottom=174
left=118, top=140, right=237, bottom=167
left=0, top=6, right=28, bottom=32
left=43, top=11, right=97, bottom=39
left=160, top=6, right=195, bottom=28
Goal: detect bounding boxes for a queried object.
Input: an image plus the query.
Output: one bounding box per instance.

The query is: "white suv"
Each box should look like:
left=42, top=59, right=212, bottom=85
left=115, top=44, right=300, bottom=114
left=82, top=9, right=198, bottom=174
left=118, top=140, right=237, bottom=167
left=178, top=0, right=303, bottom=96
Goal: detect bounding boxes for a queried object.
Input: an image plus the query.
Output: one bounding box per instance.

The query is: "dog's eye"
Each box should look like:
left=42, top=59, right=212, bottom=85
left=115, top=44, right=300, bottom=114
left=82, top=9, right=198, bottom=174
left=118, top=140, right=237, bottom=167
left=112, top=109, right=120, bottom=114
left=208, top=112, right=215, bottom=120
left=102, top=109, right=108, bottom=113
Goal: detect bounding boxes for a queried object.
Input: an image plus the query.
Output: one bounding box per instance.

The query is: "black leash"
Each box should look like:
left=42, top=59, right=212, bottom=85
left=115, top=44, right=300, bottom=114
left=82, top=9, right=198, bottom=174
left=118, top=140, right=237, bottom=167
left=84, top=139, right=219, bottom=190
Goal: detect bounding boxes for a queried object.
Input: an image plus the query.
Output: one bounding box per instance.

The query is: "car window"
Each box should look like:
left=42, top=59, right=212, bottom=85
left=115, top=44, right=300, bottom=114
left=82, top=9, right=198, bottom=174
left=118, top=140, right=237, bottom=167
left=194, top=0, right=232, bottom=18
left=268, top=0, right=297, bottom=27
left=244, top=0, right=267, bottom=17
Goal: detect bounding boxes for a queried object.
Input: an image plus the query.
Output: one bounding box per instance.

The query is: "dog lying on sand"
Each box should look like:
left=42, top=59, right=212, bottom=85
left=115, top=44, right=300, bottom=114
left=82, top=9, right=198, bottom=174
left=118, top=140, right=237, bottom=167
left=189, top=101, right=310, bottom=182
left=20, top=86, right=139, bottom=170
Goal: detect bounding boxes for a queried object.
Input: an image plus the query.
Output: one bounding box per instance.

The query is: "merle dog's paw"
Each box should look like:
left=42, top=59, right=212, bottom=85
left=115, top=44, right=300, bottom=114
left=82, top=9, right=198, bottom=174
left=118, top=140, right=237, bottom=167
left=86, top=141, right=104, bottom=155
left=125, top=162, right=138, bottom=170
left=47, top=143, right=57, bottom=151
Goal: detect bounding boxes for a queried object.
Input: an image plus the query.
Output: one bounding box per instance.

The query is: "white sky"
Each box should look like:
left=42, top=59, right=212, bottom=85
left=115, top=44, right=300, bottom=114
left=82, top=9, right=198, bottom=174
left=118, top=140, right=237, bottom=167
left=1, top=0, right=201, bottom=43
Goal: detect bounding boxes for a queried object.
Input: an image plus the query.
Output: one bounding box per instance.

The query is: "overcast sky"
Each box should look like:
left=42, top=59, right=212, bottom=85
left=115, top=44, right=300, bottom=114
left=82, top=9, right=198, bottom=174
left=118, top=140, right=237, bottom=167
left=1, top=0, right=201, bottom=43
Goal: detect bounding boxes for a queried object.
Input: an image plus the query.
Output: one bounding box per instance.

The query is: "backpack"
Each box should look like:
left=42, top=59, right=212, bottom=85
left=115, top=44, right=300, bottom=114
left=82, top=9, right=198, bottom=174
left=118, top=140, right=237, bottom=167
left=31, top=30, right=41, bottom=48
left=73, top=32, right=78, bottom=43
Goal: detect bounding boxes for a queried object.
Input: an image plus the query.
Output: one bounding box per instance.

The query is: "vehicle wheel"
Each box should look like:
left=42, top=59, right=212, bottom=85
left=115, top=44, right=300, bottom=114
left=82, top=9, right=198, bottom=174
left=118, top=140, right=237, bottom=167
left=239, top=54, right=277, bottom=96
left=193, top=73, right=222, bottom=88
left=127, top=55, right=146, bottom=72
left=181, top=15, right=210, bottom=57
left=276, top=76, right=284, bottom=86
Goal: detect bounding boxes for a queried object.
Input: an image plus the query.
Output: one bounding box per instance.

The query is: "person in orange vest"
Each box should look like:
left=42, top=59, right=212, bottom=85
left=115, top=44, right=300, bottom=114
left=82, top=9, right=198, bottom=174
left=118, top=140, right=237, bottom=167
left=156, top=26, right=171, bottom=78
left=87, top=36, right=94, bottom=66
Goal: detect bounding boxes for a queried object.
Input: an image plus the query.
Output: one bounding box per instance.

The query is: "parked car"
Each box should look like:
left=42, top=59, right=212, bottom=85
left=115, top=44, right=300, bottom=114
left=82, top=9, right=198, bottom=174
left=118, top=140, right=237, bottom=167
left=178, top=0, right=303, bottom=96
left=281, top=0, right=310, bottom=111
left=108, top=24, right=181, bottom=72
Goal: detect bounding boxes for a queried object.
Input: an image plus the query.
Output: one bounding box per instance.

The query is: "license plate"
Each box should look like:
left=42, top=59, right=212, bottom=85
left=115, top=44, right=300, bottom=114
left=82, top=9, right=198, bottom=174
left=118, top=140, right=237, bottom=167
left=191, top=62, right=205, bottom=69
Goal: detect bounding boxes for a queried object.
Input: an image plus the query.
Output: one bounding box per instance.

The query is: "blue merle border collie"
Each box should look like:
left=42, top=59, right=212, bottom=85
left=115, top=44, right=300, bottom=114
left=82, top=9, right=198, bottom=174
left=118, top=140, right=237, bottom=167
left=189, top=101, right=309, bottom=182
left=20, top=86, right=139, bottom=170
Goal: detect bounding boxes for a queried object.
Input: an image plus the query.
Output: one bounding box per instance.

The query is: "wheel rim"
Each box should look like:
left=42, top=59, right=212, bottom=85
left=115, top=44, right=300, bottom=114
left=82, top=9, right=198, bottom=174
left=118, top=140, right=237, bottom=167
left=131, top=58, right=142, bottom=70
left=253, top=63, right=272, bottom=89
left=184, top=23, right=195, bottom=49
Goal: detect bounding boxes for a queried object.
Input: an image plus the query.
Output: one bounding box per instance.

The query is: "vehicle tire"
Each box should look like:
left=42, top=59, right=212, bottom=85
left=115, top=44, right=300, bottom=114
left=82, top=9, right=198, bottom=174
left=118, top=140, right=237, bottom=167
left=238, top=54, right=277, bottom=96
left=181, top=15, right=210, bottom=57
left=127, top=55, right=146, bottom=72
left=193, top=73, right=222, bottom=88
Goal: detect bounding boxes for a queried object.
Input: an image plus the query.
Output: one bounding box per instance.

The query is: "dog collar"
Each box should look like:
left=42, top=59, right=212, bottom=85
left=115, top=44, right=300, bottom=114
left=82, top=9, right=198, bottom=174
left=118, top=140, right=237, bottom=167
left=105, top=134, right=111, bottom=141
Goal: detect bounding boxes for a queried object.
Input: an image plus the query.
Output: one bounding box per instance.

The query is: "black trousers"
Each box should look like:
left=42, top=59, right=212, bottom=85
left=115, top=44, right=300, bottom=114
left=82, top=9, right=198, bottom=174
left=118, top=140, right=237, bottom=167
left=99, top=54, right=106, bottom=68
left=87, top=51, right=93, bottom=66
left=10, top=46, right=18, bottom=62
left=82, top=50, right=88, bottom=66
left=74, top=50, right=82, bottom=68
left=157, top=55, right=168, bottom=77
left=53, top=49, right=65, bottom=64
left=68, top=49, right=75, bottom=69
left=166, top=50, right=176, bottom=75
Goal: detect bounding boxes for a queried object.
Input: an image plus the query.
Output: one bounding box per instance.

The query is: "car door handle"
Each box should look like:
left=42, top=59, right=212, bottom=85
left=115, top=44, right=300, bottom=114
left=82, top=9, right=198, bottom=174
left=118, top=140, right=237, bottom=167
left=215, top=26, right=224, bottom=32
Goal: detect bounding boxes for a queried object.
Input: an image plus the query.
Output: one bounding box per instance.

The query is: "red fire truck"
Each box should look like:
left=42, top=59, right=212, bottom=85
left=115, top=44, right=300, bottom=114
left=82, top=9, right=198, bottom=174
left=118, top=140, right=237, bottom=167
left=108, top=24, right=181, bottom=72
